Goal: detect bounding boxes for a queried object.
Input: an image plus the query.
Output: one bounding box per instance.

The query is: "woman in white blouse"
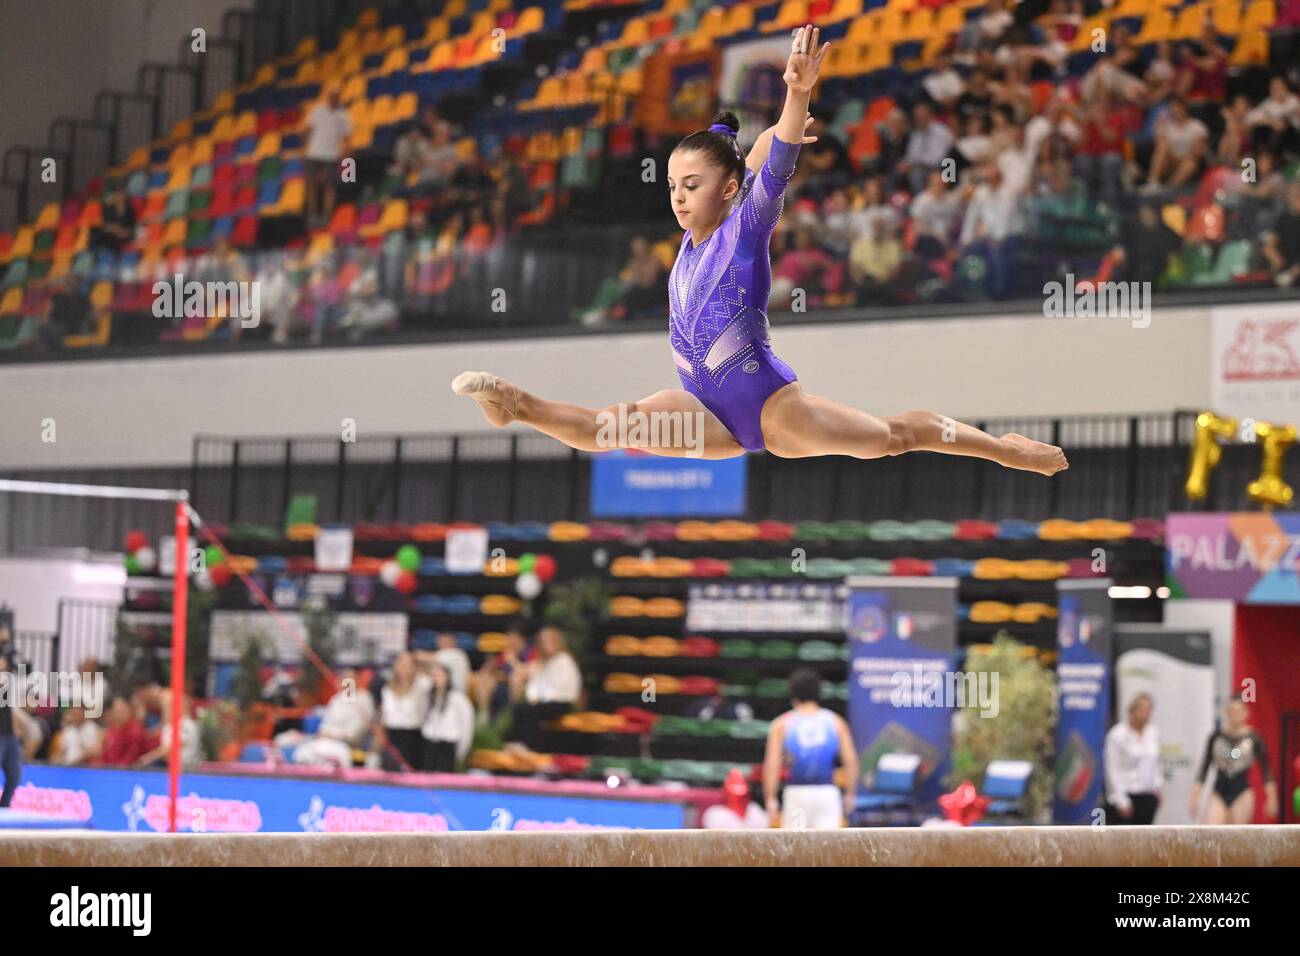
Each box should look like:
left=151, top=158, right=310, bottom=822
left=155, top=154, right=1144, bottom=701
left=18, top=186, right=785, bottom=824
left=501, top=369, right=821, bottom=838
left=420, top=661, right=474, bottom=772
left=508, top=626, right=581, bottom=750
left=378, top=652, right=430, bottom=771
left=1103, top=693, right=1162, bottom=825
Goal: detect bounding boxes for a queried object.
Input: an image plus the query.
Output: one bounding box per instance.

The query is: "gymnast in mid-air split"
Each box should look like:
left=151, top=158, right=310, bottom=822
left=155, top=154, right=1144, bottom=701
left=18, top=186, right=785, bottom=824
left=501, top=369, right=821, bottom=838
left=454, top=24, right=1068, bottom=476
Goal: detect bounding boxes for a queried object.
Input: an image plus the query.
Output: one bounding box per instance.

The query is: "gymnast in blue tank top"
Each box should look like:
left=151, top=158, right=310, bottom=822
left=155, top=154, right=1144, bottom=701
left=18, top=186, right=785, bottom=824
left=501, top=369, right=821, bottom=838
left=453, top=24, right=1067, bottom=478
left=783, top=707, right=841, bottom=786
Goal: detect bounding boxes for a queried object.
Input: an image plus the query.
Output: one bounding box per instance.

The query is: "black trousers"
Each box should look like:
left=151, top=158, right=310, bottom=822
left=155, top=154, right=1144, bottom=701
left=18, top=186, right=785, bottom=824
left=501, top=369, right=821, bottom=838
left=0, top=734, right=21, bottom=807
left=423, top=739, right=457, bottom=773
left=382, top=728, right=424, bottom=771
left=1106, top=792, right=1159, bottom=825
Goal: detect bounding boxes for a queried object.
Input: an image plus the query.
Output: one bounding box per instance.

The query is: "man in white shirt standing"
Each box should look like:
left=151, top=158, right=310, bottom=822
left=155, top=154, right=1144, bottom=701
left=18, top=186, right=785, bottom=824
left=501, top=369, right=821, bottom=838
left=304, top=88, right=352, bottom=224
left=1103, top=693, right=1162, bottom=825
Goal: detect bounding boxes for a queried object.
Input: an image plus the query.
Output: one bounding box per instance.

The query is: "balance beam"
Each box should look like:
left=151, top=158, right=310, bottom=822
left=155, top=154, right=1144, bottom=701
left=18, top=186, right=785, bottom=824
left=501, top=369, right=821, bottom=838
left=3, top=826, right=1298, bottom=867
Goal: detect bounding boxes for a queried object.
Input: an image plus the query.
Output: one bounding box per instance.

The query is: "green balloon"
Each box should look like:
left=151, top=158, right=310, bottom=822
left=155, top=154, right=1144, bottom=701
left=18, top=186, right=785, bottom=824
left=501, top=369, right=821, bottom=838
left=125, top=553, right=141, bottom=575
left=396, top=544, right=422, bottom=572
left=205, top=545, right=224, bottom=568
left=518, top=552, right=537, bottom=573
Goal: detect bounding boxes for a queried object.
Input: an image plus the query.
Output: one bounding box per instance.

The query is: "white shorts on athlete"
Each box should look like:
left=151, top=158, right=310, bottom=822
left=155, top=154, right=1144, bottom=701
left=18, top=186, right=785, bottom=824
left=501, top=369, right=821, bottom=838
left=781, top=784, right=843, bottom=829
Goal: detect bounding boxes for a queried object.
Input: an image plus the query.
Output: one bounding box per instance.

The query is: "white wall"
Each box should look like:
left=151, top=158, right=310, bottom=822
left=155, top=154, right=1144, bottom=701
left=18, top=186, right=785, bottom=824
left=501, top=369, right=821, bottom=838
left=1, top=306, right=1211, bottom=470
left=0, top=554, right=124, bottom=633
left=1163, top=599, right=1237, bottom=709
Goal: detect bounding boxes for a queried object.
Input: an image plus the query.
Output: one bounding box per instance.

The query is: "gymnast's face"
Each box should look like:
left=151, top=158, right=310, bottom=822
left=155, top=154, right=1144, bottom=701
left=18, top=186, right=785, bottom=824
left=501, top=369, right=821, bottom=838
left=667, top=149, right=740, bottom=234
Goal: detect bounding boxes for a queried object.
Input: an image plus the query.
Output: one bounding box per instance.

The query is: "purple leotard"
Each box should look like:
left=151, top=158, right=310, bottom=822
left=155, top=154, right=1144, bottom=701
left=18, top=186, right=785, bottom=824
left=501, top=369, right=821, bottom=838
left=669, top=135, right=801, bottom=452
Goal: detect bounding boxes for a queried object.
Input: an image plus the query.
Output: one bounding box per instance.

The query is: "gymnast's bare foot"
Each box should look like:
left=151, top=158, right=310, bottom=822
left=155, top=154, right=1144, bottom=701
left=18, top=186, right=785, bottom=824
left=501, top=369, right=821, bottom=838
left=452, top=371, right=521, bottom=427
left=1001, top=433, right=1069, bottom=476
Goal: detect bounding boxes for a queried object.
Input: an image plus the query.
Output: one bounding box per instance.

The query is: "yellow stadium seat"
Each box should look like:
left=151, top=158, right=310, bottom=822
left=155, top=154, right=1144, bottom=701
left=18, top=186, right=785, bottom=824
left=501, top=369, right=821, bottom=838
left=305, top=231, right=333, bottom=264
left=253, top=132, right=281, bottom=161
left=89, top=281, right=113, bottom=310
left=11, top=227, right=34, bottom=258
left=33, top=203, right=60, bottom=231
left=274, top=179, right=305, bottom=215
left=697, top=7, right=727, bottom=38
left=879, top=10, right=904, bottom=40
left=764, top=0, right=810, bottom=33
left=1135, top=8, right=1174, bottom=43
left=936, top=4, right=965, bottom=32
left=1162, top=203, right=1187, bottom=235
left=829, top=0, right=864, bottom=23
left=445, top=0, right=468, bottom=18
left=1172, top=3, right=1209, bottom=40
left=903, top=8, right=935, bottom=40
left=514, top=6, right=545, bottom=35
left=430, top=40, right=456, bottom=70
left=0, top=288, right=22, bottom=315
left=63, top=314, right=111, bottom=349
left=620, top=17, right=649, bottom=46
left=1242, top=0, right=1276, bottom=29
left=423, top=17, right=450, bottom=44
left=380, top=47, right=409, bottom=74
left=1229, top=28, right=1269, bottom=64
left=1212, top=0, right=1240, bottom=33
left=724, top=4, right=754, bottom=33
left=163, top=219, right=187, bottom=246
left=379, top=26, right=403, bottom=49
left=190, top=137, right=214, bottom=166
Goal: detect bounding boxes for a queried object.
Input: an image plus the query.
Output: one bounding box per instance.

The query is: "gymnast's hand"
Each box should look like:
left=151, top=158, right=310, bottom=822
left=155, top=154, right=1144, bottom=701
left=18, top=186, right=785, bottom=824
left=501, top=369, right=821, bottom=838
left=784, top=24, right=830, bottom=95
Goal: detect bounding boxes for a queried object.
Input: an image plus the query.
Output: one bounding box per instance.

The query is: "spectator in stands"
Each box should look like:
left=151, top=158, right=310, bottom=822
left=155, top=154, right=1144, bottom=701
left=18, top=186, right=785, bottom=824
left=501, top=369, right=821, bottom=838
left=870, top=108, right=911, bottom=188
left=0, top=647, right=21, bottom=807
left=922, top=54, right=965, bottom=112
left=497, top=155, right=534, bottom=228
left=377, top=652, right=430, bottom=771
left=51, top=705, right=102, bottom=766
left=91, top=188, right=136, bottom=255
left=1261, top=182, right=1300, bottom=287
left=849, top=218, right=904, bottom=305
left=419, top=660, right=474, bottom=772
left=432, top=632, right=471, bottom=694
left=41, top=273, right=93, bottom=349
left=1113, top=202, right=1183, bottom=286
left=954, top=69, right=995, bottom=125
left=475, top=619, right=535, bottom=723
left=508, top=625, right=580, bottom=751
left=1218, top=94, right=1255, bottom=166
left=899, top=102, right=954, bottom=194
left=960, top=162, right=1025, bottom=298
left=135, top=690, right=200, bottom=770
left=799, top=116, right=853, bottom=198
left=298, top=264, right=344, bottom=343
left=390, top=122, right=436, bottom=187
left=1145, top=98, right=1208, bottom=191
left=850, top=176, right=901, bottom=242
left=1076, top=92, right=1132, bottom=204
left=259, top=254, right=304, bottom=344
left=911, top=172, right=964, bottom=257
left=579, top=236, right=666, bottom=325
left=97, top=695, right=150, bottom=767
left=951, top=113, right=994, bottom=178
left=1177, top=31, right=1228, bottom=114
left=338, top=268, right=398, bottom=341
left=303, top=88, right=352, bottom=224
left=771, top=227, right=840, bottom=309
left=285, top=667, right=375, bottom=767
left=1246, top=76, right=1300, bottom=157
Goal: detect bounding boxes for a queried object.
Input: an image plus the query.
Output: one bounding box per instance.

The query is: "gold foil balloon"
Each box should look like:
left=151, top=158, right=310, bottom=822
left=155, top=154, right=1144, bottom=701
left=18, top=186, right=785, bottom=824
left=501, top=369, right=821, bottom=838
left=1185, top=412, right=1238, bottom=501
left=1247, top=420, right=1296, bottom=509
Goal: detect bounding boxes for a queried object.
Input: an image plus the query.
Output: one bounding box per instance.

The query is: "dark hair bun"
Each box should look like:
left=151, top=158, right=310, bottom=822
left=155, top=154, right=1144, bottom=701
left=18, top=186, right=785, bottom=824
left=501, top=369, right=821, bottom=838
left=710, top=111, right=740, bottom=136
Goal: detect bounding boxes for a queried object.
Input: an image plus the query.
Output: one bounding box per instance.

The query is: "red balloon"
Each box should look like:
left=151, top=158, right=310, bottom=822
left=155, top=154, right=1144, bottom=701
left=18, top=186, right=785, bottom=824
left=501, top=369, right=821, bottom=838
left=395, top=570, right=418, bottom=594
left=533, top=553, right=557, bottom=582
left=209, top=564, right=232, bottom=588
left=125, top=530, right=149, bottom=553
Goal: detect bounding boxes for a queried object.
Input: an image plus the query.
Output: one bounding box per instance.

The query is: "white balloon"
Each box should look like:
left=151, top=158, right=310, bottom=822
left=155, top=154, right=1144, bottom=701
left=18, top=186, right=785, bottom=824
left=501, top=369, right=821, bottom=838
left=135, top=547, right=157, bottom=572
left=515, top=571, right=542, bottom=600
left=379, top=560, right=402, bottom=587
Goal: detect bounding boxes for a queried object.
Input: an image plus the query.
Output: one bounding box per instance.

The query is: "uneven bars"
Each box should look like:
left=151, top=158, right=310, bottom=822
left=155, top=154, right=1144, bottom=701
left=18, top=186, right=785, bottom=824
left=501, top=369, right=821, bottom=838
left=0, top=478, right=187, bottom=502
left=0, top=476, right=190, bottom=832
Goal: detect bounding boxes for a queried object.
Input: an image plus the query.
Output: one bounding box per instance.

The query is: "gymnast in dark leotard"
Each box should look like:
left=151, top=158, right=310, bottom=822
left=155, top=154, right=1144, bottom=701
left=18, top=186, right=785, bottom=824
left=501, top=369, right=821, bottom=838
left=1190, top=696, right=1279, bottom=824
left=452, top=24, right=1067, bottom=477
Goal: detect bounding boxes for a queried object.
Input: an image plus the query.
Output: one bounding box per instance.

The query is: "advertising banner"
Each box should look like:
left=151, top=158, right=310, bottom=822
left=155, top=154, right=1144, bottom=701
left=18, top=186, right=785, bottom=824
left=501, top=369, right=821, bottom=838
left=1167, top=511, right=1300, bottom=603
left=12, top=765, right=686, bottom=832
left=1054, top=579, right=1113, bottom=823
left=845, top=577, right=958, bottom=806
left=591, top=449, right=747, bottom=517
